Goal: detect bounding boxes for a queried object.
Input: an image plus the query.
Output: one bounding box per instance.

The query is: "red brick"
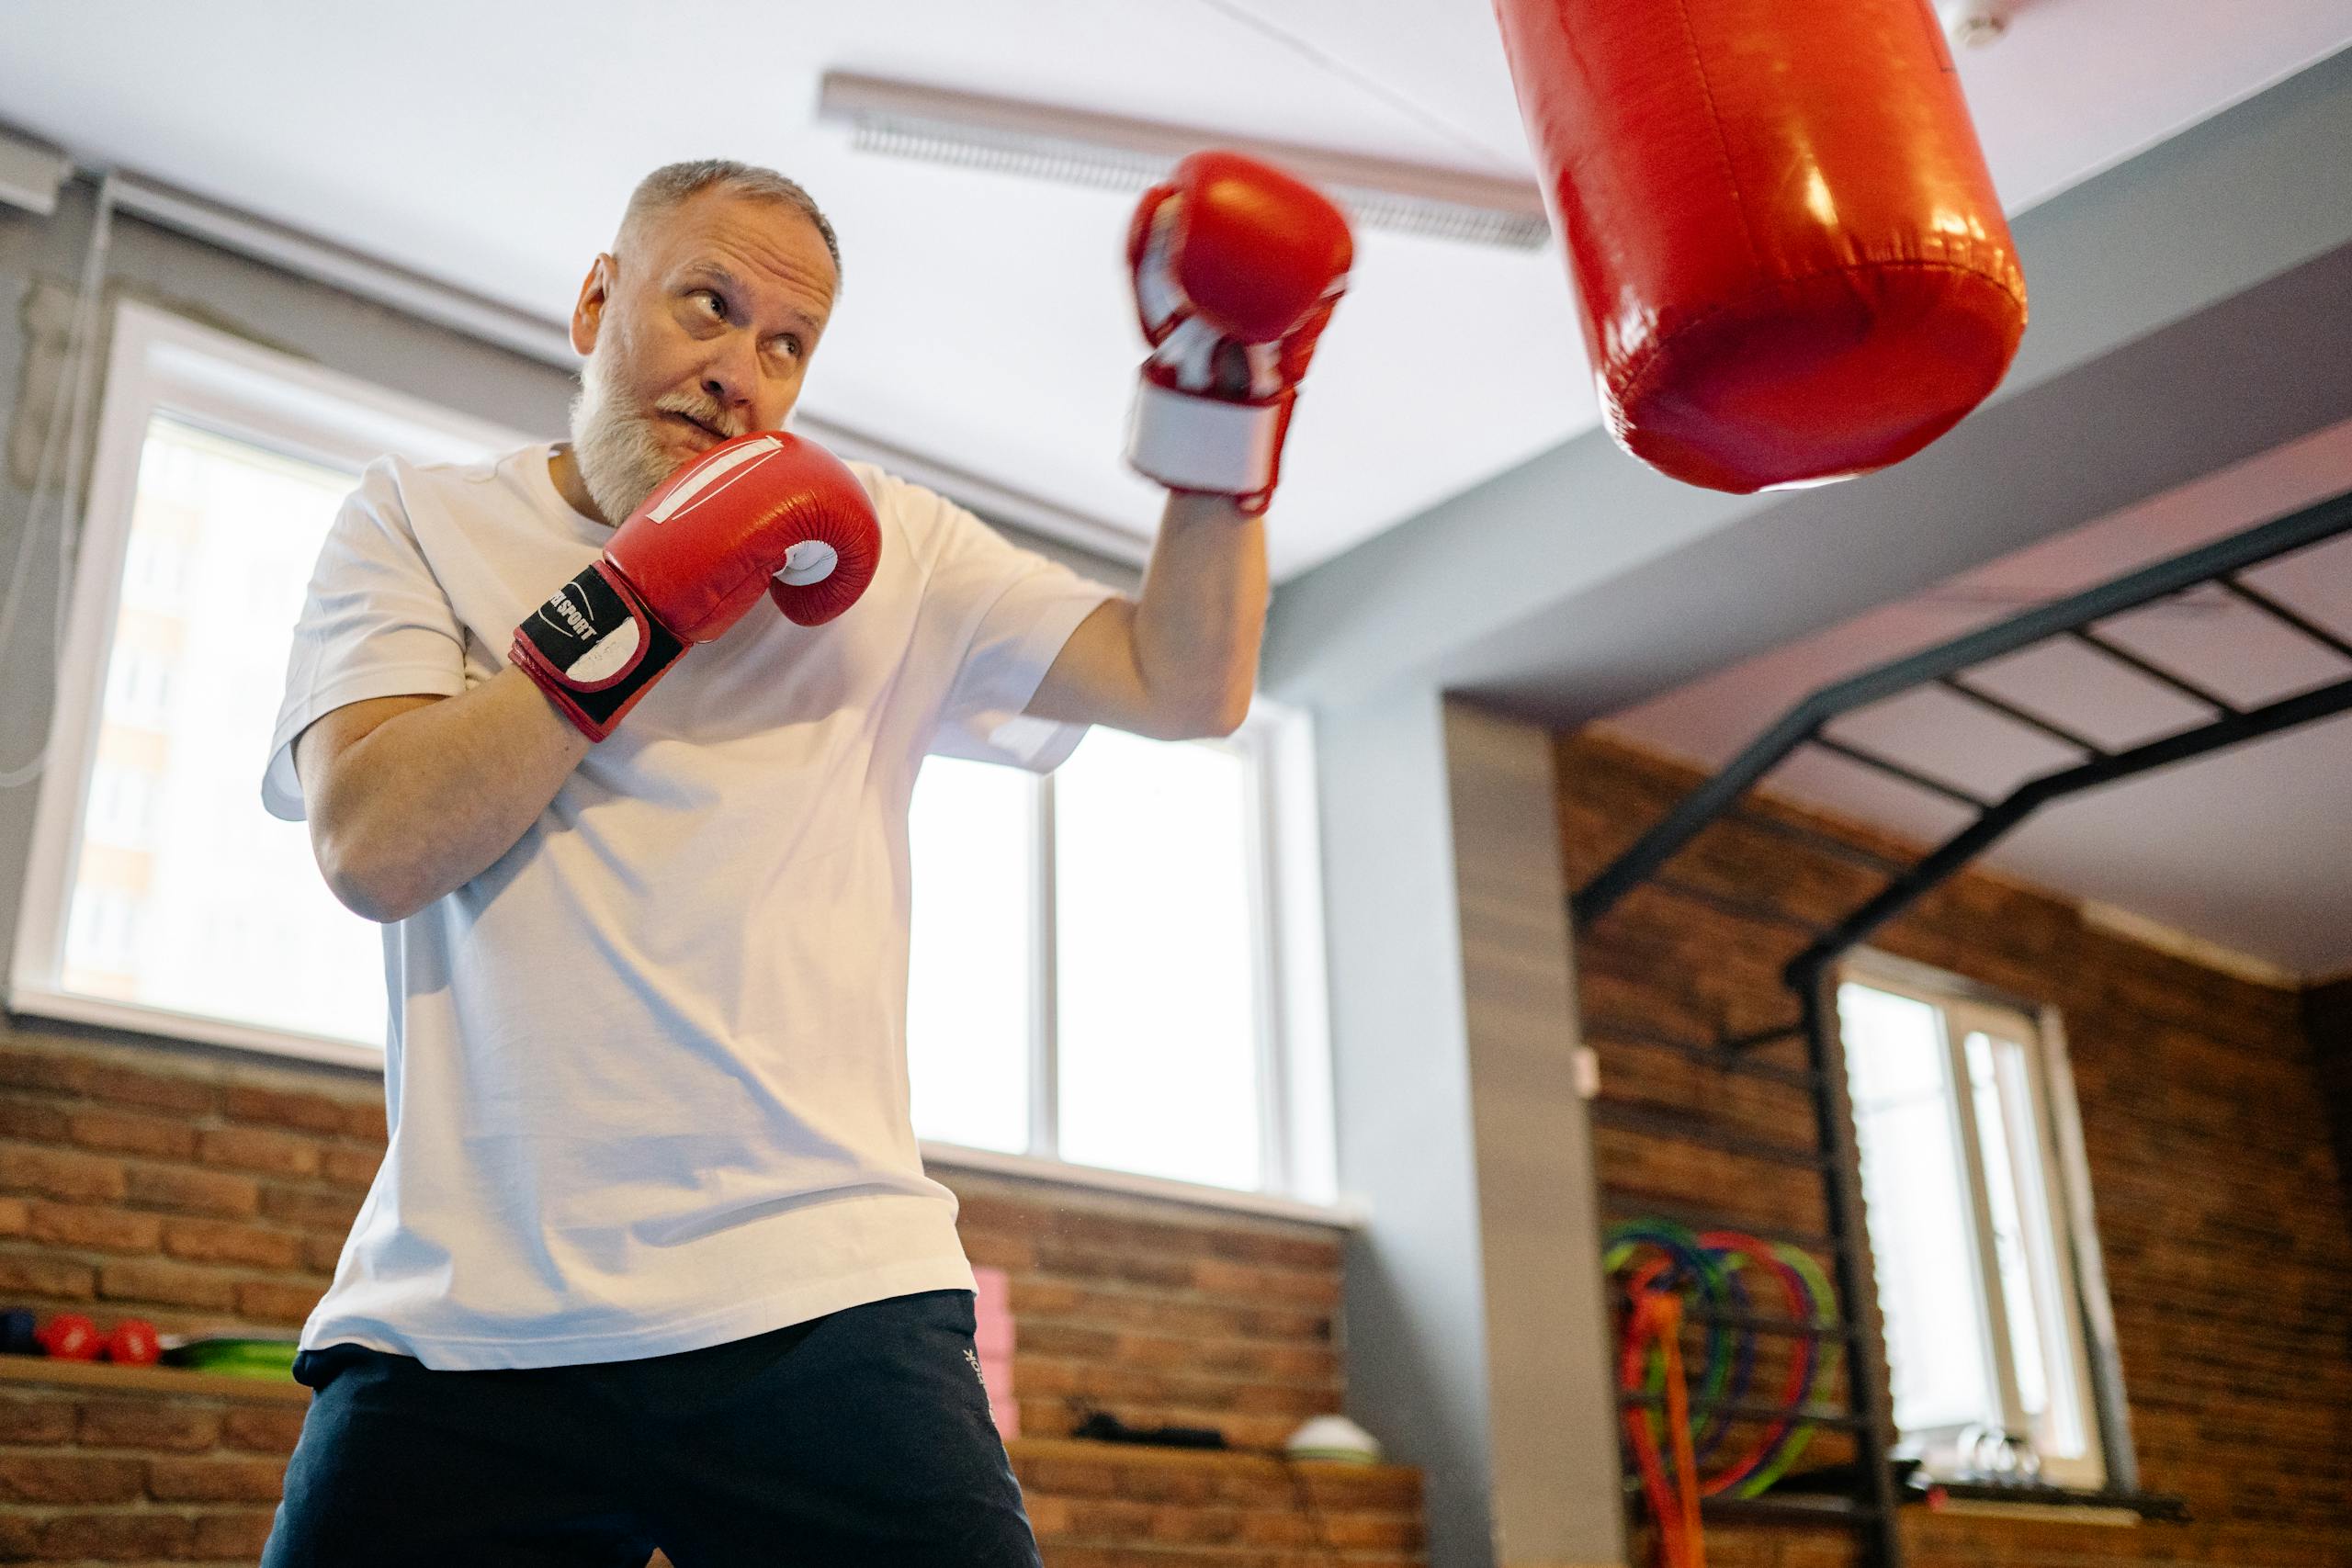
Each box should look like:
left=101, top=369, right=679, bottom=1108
left=0, top=1047, right=92, bottom=1098
left=258, top=1183, right=364, bottom=1231
left=0, top=1098, right=72, bottom=1142
left=198, top=1126, right=322, bottom=1179
left=303, top=1234, right=345, bottom=1272
left=65, top=1106, right=199, bottom=1160
left=97, top=1257, right=240, bottom=1311
left=0, top=1452, right=145, bottom=1504
left=148, top=1453, right=286, bottom=1504
left=344, top=1100, right=389, bottom=1144
left=0, top=1249, right=96, bottom=1300
left=193, top=1508, right=281, bottom=1558
left=220, top=1404, right=308, bottom=1453
left=162, top=1216, right=305, bottom=1270
left=0, top=1143, right=128, bottom=1201
left=124, top=1163, right=261, bottom=1218
left=36, top=1508, right=195, bottom=1558
left=83, top=1061, right=218, bottom=1115
left=236, top=1279, right=322, bottom=1325
left=27, top=1199, right=165, bottom=1254
left=321, top=1145, right=382, bottom=1190
left=0, top=1194, right=29, bottom=1237
left=223, top=1083, right=362, bottom=1136
left=0, top=1393, right=77, bottom=1443
left=76, top=1399, right=222, bottom=1452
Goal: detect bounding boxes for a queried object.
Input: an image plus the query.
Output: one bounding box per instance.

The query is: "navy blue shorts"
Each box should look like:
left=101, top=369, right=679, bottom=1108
left=258, top=1289, right=1040, bottom=1568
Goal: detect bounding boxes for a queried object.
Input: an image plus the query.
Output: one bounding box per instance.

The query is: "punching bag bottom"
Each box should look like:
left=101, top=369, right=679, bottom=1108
left=1611, top=258, right=2027, bottom=494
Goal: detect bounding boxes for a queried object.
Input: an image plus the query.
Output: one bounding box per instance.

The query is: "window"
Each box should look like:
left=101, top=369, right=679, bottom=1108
left=908, top=706, right=1336, bottom=1204
left=12, top=300, right=1340, bottom=1211
left=1837, top=960, right=2117, bottom=1487
left=8, top=300, right=528, bottom=1068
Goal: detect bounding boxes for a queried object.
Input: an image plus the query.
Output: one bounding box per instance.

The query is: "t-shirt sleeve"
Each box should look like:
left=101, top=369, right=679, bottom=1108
left=260, top=459, right=469, bottom=822
left=918, top=484, right=1123, bottom=773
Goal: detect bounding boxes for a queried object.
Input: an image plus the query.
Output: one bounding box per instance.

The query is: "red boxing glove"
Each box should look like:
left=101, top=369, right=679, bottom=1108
left=103, top=1318, right=162, bottom=1366
left=35, top=1313, right=101, bottom=1360
left=1125, top=150, right=1352, bottom=515
left=511, top=432, right=880, bottom=740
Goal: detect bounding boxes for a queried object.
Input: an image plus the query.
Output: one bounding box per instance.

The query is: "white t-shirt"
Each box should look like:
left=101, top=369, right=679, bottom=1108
left=261, top=441, right=1118, bottom=1371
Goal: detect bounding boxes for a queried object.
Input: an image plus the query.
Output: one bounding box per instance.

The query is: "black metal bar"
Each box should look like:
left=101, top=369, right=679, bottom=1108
left=1788, top=672, right=2352, bottom=977
left=1681, top=1305, right=1843, bottom=1337
left=1796, top=964, right=1905, bottom=1568
left=1724, top=801, right=1917, bottom=877
left=2067, top=627, right=2242, bottom=715
left=1939, top=675, right=2109, bottom=757
left=2219, top=574, right=2352, bottom=661
left=1617, top=1388, right=1868, bottom=1430
left=1628, top=1490, right=1886, bottom=1526
left=1811, top=735, right=1995, bottom=810
left=1571, top=487, right=2352, bottom=928
left=1651, top=874, right=1831, bottom=938
left=1590, top=1100, right=1830, bottom=1170
left=1699, top=1495, right=1883, bottom=1525
left=1580, top=1017, right=1822, bottom=1089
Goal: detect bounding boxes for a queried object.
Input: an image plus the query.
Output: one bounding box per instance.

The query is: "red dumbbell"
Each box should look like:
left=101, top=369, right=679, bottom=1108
left=104, top=1319, right=162, bottom=1366
left=34, top=1313, right=101, bottom=1360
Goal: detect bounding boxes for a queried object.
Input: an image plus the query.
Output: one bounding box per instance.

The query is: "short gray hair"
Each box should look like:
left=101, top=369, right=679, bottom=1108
left=616, top=159, right=841, bottom=281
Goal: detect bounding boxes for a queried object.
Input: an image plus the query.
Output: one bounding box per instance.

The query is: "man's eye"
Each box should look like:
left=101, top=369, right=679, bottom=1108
left=695, top=290, right=726, bottom=319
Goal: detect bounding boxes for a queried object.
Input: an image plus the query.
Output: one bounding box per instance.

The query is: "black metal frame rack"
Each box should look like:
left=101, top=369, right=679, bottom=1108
left=1572, top=488, right=2352, bottom=1567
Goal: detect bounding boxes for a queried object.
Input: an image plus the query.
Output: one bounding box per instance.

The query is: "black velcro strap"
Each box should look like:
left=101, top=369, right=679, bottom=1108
left=515, top=563, right=685, bottom=732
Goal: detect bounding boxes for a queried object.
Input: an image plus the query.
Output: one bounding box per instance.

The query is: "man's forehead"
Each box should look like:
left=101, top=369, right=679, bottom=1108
left=649, top=193, right=834, bottom=293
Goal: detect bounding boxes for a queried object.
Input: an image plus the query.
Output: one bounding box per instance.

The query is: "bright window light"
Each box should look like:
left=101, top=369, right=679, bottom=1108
left=57, top=418, right=385, bottom=1043
left=1052, top=728, right=1264, bottom=1190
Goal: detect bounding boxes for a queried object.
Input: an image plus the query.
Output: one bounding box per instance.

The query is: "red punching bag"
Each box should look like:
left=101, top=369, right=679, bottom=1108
left=1492, top=0, right=2028, bottom=493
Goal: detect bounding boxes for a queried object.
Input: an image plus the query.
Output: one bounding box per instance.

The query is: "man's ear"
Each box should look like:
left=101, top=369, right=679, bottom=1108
left=571, top=253, right=616, bottom=358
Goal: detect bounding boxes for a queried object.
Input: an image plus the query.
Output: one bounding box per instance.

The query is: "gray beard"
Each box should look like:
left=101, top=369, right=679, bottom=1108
left=567, top=340, right=679, bottom=526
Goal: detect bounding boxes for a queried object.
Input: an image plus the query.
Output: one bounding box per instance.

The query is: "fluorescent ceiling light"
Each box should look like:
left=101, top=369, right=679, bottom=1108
left=817, top=71, right=1551, bottom=251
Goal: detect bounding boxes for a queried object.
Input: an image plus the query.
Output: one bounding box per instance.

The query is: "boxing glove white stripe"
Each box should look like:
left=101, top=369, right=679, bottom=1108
left=1126, top=380, right=1283, bottom=496
left=647, top=434, right=785, bottom=523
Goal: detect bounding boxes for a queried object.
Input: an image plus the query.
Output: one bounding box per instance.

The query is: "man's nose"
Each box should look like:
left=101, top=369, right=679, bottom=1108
left=700, top=335, right=761, bottom=428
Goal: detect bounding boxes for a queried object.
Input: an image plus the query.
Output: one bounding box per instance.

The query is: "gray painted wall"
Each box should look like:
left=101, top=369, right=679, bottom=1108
left=1317, top=680, right=1498, bottom=1564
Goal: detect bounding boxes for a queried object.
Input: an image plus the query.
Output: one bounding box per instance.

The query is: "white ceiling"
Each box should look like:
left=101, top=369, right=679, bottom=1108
left=1605, top=416, right=2352, bottom=979
left=4, top=1, right=2349, bottom=579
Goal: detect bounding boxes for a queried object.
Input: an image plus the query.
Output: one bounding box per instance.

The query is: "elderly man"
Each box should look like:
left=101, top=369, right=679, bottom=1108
left=255, top=154, right=1348, bottom=1566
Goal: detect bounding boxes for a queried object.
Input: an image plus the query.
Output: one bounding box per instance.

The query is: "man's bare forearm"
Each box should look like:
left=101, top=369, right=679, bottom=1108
left=309, top=668, right=592, bottom=921
left=1132, top=491, right=1267, bottom=736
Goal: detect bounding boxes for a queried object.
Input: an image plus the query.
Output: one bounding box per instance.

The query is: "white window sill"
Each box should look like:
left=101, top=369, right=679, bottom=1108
left=920, top=1140, right=1366, bottom=1231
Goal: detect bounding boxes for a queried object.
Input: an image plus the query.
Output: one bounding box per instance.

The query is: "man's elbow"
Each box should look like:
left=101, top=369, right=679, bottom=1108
left=314, top=826, right=429, bottom=925
left=1147, top=688, right=1251, bottom=741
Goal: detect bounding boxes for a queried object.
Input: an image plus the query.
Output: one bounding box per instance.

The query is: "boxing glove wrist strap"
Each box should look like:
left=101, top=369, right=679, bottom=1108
left=509, top=561, right=686, bottom=741
left=1126, top=380, right=1290, bottom=502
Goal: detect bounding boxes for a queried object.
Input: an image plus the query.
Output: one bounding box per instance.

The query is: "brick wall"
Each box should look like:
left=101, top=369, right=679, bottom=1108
left=0, top=1016, right=1420, bottom=1566
left=1557, top=728, right=2352, bottom=1567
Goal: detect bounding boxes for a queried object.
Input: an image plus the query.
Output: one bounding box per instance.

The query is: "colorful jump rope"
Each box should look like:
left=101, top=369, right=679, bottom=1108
left=1604, top=1221, right=1843, bottom=1568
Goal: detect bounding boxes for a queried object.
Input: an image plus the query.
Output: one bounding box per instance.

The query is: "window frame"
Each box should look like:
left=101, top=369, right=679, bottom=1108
left=6, top=299, right=529, bottom=1070
left=911, top=696, right=1340, bottom=1209
left=1838, top=951, right=2136, bottom=1491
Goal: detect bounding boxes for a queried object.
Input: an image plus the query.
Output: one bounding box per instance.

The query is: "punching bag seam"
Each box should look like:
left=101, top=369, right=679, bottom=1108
left=1668, top=0, right=1764, bottom=282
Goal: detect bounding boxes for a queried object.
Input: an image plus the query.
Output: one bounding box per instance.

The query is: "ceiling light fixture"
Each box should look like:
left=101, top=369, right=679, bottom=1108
left=1937, top=0, right=2016, bottom=49
left=816, top=71, right=1552, bottom=251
